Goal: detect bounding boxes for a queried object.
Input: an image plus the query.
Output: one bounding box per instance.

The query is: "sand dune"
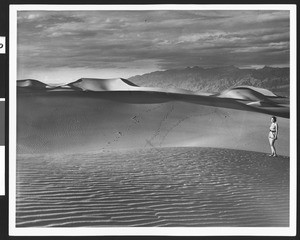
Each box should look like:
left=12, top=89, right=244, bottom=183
left=67, top=78, right=139, bottom=91
left=17, top=78, right=288, bottom=100
left=16, top=78, right=290, bottom=228
left=216, top=87, right=278, bottom=101
left=58, top=78, right=194, bottom=95
left=17, top=79, right=49, bottom=89
left=17, top=78, right=289, bottom=156
left=230, top=86, right=278, bottom=97
left=16, top=148, right=289, bottom=227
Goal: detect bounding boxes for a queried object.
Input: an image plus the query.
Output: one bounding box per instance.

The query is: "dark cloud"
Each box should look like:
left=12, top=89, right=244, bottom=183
left=17, top=10, right=290, bottom=81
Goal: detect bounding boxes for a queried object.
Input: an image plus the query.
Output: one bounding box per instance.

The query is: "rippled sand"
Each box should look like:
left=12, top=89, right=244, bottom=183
left=16, top=147, right=289, bottom=227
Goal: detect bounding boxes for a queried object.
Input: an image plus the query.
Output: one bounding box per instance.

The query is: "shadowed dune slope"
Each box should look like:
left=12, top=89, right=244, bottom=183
left=17, top=90, right=289, bottom=156
left=17, top=78, right=289, bottom=155
left=17, top=79, right=49, bottom=89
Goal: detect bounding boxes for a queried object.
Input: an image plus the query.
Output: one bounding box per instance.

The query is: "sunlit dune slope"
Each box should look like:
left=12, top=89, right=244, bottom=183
left=17, top=78, right=289, bottom=156
left=216, top=87, right=277, bottom=101
left=67, top=78, right=139, bottom=91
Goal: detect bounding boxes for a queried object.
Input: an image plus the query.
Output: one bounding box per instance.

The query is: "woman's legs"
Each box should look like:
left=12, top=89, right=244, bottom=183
left=268, top=138, right=277, bottom=156
left=272, top=139, right=277, bottom=156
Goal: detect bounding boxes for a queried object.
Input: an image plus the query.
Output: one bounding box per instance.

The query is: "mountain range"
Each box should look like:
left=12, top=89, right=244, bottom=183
left=128, top=66, right=289, bottom=97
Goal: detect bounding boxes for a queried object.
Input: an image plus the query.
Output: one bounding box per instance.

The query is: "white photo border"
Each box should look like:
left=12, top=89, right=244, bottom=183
left=9, top=4, right=297, bottom=236
left=0, top=98, right=4, bottom=196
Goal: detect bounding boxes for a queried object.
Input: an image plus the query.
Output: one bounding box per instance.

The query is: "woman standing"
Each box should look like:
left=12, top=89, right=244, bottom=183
left=268, top=116, right=278, bottom=157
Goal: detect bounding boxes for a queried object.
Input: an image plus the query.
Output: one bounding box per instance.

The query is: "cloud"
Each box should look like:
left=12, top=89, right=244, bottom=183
left=17, top=10, right=290, bottom=82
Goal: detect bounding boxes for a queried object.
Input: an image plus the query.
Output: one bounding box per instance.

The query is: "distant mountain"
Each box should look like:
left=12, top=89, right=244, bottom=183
left=128, top=66, right=290, bottom=97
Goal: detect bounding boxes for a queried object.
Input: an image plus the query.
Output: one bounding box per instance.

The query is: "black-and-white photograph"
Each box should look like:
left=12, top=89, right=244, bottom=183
left=9, top=4, right=296, bottom=236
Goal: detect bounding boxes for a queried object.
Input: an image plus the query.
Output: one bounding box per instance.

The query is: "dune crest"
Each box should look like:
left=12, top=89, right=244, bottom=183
left=17, top=77, right=290, bottom=155
left=65, top=78, right=195, bottom=95
left=17, top=78, right=197, bottom=95
left=17, top=79, right=49, bottom=89
left=217, top=86, right=278, bottom=101
left=67, top=78, right=139, bottom=91
left=18, top=78, right=282, bottom=98
left=235, top=86, right=278, bottom=97
left=17, top=78, right=289, bottom=119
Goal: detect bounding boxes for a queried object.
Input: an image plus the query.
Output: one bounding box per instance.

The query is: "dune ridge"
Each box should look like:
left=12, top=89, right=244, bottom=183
left=17, top=77, right=289, bottom=155
left=17, top=77, right=286, bottom=98
left=216, top=87, right=276, bottom=101
left=17, top=78, right=289, bottom=117
left=17, top=79, right=48, bottom=89
left=68, top=78, right=140, bottom=91
left=49, top=78, right=195, bottom=95
left=16, top=77, right=290, bottom=228
left=231, top=86, right=277, bottom=97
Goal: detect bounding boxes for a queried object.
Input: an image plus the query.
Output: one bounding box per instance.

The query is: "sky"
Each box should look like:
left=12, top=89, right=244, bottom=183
left=17, top=10, right=290, bottom=84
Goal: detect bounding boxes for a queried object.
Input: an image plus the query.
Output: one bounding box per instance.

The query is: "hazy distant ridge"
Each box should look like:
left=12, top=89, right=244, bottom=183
left=129, top=66, right=289, bottom=97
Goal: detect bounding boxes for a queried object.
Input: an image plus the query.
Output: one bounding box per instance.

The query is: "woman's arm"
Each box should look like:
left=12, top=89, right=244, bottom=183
left=275, top=123, right=278, bottom=139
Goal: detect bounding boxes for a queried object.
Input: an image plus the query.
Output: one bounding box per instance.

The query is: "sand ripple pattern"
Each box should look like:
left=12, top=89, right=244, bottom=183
left=16, top=147, right=289, bottom=227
